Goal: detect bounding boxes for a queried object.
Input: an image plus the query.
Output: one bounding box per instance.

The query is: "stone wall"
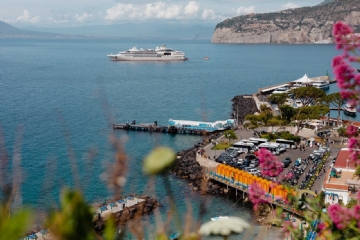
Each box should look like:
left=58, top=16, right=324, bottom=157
left=231, top=95, right=259, bottom=123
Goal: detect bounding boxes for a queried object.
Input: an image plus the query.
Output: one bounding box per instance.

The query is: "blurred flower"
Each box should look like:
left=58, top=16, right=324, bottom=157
left=249, top=182, right=267, bottom=210
left=199, top=216, right=249, bottom=238
left=346, top=125, right=358, bottom=137
left=258, top=149, right=283, bottom=177
left=143, top=147, right=177, bottom=175
left=327, top=204, right=352, bottom=229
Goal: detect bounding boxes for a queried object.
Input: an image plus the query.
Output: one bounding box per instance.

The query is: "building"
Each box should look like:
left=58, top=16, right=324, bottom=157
left=168, top=118, right=237, bottom=132
left=322, top=148, right=358, bottom=205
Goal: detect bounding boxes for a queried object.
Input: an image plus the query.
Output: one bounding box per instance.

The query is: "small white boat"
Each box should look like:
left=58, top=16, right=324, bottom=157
left=211, top=216, right=229, bottom=221
left=343, top=102, right=356, bottom=116
left=312, top=80, right=330, bottom=90
left=203, top=56, right=209, bottom=60
left=272, top=85, right=290, bottom=94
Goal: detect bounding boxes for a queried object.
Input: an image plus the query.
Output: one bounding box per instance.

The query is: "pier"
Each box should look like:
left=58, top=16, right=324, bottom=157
left=257, top=75, right=336, bottom=95
left=113, top=119, right=238, bottom=135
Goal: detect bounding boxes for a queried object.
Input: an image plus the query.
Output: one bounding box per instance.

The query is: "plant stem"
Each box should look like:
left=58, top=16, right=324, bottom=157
left=162, top=175, right=182, bottom=231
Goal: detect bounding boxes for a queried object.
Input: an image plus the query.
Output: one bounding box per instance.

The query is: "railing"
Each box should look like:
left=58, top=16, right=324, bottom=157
left=205, top=170, right=304, bottom=217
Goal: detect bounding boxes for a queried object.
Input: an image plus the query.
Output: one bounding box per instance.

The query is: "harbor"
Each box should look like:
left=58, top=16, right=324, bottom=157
left=113, top=119, right=237, bottom=134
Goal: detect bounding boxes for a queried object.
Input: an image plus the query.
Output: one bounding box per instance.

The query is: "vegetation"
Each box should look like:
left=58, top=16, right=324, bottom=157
left=261, top=131, right=301, bottom=142
left=324, top=92, right=346, bottom=126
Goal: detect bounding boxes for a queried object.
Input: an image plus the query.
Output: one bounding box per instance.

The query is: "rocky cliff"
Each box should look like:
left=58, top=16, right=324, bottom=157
left=212, top=0, right=360, bottom=44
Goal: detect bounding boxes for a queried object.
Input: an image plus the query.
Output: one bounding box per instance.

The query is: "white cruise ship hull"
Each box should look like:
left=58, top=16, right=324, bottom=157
left=107, top=54, right=185, bottom=61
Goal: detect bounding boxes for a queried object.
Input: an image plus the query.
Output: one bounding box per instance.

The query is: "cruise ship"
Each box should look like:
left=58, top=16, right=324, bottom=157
left=107, top=44, right=186, bottom=61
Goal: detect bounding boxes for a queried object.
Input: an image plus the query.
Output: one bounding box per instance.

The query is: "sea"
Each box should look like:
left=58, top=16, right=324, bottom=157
left=0, top=38, right=351, bottom=239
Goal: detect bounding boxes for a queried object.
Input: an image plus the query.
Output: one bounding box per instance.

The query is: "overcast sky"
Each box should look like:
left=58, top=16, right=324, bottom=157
left=0, top=0, right=323, bottom=28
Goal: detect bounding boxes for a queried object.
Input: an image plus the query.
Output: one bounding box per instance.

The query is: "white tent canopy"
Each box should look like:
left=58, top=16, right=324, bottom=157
left=293, top=74, right=312, bottom=83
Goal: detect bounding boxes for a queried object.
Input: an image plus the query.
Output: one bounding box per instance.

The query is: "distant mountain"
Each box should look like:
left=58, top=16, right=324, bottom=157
left=212, top=0, right=360, bottom=43
left=318, top=0, right=335, bottom=5
left=22, top=22, right=214, bottom=39
left=0, top=20, right=84, bottom=39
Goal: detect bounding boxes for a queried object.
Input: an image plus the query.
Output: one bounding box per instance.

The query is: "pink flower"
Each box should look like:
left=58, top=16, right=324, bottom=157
left=351, top=205, right=360, bottom=220
left=333, top=21, right=353, bottom=48
left=248, top=182, right=267, bottom=210
left=282, top=172, right=294, bottom=181
left=328, top=204, right=352, bottom=229
left=258, top=149, right=283, bottom=177
left=317, top=222, right=326, bottom=232
left=347, top=126, right=359, bottom=137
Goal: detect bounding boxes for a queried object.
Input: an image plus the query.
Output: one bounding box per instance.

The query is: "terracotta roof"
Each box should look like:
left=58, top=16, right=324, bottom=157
left=334, top=149, right=357, bottom=169
left=323, top=183, right=349, bottom=190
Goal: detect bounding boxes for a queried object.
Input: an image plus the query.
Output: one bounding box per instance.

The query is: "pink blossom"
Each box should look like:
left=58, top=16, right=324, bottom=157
left=351, top=205, right=360, bottom=220
left=317, top=222, right=326, bottom=232
left=333, top=21, right=353, bottom=49
left=347, top=126, right=359, bottom=137
left=258, top=149, right=283, bottom=177
left=248, top=182, right=267, bottom=210
left=332, top=55, right=345, bottom=67
left=282, top=172, right=294, bottom=181
left=348, top=137, right=359, bottom=150
left=328, top=204, right=352, bottom=229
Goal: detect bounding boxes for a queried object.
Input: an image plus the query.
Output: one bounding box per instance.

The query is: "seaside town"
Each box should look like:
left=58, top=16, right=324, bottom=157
left=2, top=0, right=360, bottom=239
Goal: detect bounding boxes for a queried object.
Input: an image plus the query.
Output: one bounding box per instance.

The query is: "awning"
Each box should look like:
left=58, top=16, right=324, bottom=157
left=346, top=179, right=360, bottom=185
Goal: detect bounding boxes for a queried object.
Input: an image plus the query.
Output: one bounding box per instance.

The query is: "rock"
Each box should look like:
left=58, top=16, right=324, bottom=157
left=212, top=0, right=360, bottom=44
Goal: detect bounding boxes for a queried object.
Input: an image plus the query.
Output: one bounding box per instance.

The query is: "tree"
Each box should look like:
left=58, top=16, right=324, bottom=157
left=324, top=92, right=346, bottom=127
left=337, top=127, right=346, bottom=137
left=279, top=105, right=297, bottom=123
left=289, top=86, right=328, bottom=135
left=268, top=93, right=288, bottom=118
left=292, top=105, right=329, bottom=135
left=290, top=86, right=326, bottom=107
left=223, top=129, right=237, bottom=144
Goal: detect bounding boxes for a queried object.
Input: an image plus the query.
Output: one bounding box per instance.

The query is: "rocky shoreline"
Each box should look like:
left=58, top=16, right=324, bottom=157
left=172, top=133, right=239, bottom=196
left=93, top=196, right=161, bottom=232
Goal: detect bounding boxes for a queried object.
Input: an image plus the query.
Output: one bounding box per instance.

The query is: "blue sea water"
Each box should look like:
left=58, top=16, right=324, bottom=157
left=0, top=38, right=347, bottom=238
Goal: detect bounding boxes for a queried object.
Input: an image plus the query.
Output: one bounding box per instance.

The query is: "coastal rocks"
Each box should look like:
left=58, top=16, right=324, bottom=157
left=172, top=138, right=238, bottom=196
left=211, top=0, right=360, bottom=44
left=93, top=196, right=160, bottom=233
left=231, top=95, right=258, bottom=123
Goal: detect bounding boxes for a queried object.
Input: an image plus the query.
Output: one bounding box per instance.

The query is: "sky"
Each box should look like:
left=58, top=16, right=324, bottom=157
left=0, top=0, right=324, bottom=28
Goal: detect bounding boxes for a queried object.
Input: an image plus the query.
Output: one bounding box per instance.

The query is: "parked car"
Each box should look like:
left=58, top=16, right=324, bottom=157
left=245, top=154, right=258, bottom=161
left=248, top=168, right=261, bottom=175
left=282, top=157, right=292, bottom=167
left=249, top=162, right=259, bottom=168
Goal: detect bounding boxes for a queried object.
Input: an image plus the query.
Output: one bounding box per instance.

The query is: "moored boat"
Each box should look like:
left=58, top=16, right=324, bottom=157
left=312, top=80, right=330, bottom=90
left=107, top=44, right=186, bottom=61
left=272, top=85, right=290, bottom=94
left=343, top=102, right=356, bottom=116
left=203, top=56, right=209, bottom=60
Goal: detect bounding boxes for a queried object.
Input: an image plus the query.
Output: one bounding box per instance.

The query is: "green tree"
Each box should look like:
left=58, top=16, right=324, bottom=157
left=337, top=126, right=346, bottom=137
left=268, top=93, right=288, bottom=118
left=292, top=105, right=329, bottom=135
left=290, top=87, right=328, bottom=135
left=223, top=129, right=237, bottom=144
left=324, top=92, right=346, bottom=127
left=245, top=114, right=263, bottom=131
left=279, top=105, right=297, bottom=123
left=290, top=86, right=326, bottom=107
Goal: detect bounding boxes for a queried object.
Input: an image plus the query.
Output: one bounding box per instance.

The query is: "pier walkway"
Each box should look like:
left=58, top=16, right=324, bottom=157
left=257, top=75, right=335, bottom=95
